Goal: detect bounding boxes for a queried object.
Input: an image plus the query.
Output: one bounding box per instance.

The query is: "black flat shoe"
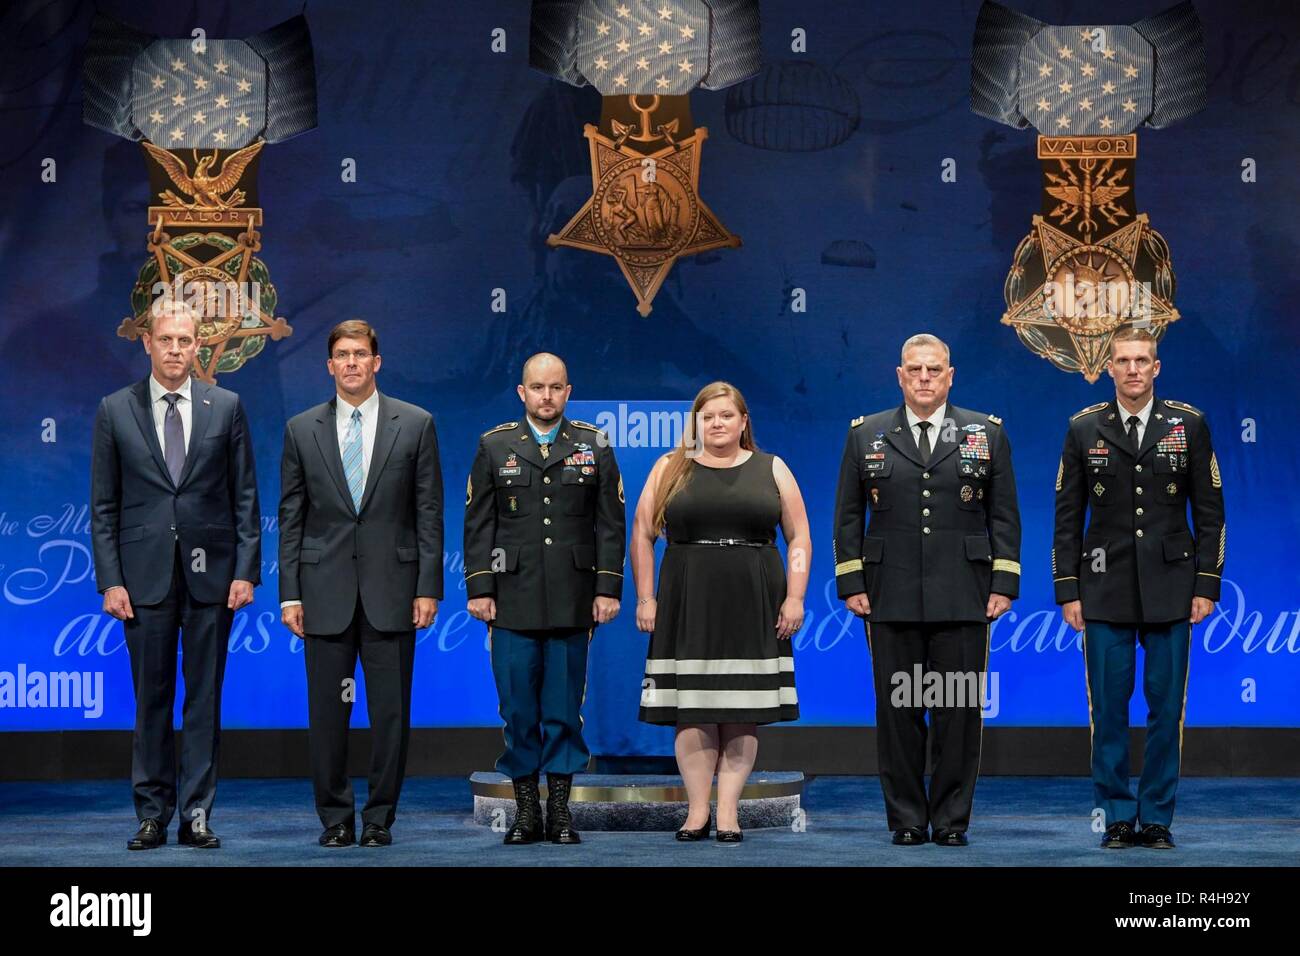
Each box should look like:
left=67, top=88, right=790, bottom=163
left=891, top=826, right=929, bottom=846
left=1139, top=824, right=1175, bottom=849
left=675, top=816, right=712, bottom=841
left=178, top=822, right=221, bottom=849
left=127, top=819, right=165, bottom=851
left=359, top=824, right=392, bottom=847
left=1101, top=821, right=1139, bottom=849
left=932, top=828, right=969, bottom=847
left=319, top=823, right=355, bottom=848
left=716, top=830, right=743, bottom=843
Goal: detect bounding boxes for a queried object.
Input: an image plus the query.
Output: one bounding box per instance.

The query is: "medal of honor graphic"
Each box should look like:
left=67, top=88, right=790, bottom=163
left=529, top=0, right=761, bottom=316
left=971, top=2, right=1207, bottom=381
left=82, top=13, right=318, bottom=381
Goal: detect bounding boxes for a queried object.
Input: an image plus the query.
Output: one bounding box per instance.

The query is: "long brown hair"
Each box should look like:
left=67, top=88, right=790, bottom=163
left=652, top=381, right=757, bottom=534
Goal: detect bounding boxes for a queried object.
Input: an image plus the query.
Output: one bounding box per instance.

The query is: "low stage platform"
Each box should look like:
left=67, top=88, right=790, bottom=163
left=1, top=776, right=1296, bottom=867
left=470, top=772, right=805, bottom=830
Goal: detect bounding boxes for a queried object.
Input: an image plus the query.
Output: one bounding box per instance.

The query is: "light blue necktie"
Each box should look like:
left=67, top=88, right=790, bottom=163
left=342, top=407, right=365, bottom=510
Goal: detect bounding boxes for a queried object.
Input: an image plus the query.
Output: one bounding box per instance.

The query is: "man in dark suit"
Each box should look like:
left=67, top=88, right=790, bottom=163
left=1054, top=328, right=1225, bottom=851
left=463, top=353, right=626, bottom=845
left=279, top=319, right=443, bottom=848
left=833, top=333, right=1021, bottom=847
left=91, top=300, right=261, bottom=851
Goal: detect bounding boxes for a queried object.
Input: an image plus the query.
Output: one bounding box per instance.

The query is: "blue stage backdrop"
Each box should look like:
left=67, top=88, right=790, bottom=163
left=1, top=0, right=1297, bottom=755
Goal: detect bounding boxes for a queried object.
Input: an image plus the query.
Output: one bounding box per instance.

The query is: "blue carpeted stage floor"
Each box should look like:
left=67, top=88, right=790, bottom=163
left=1, top=777, right=1296, bottom=867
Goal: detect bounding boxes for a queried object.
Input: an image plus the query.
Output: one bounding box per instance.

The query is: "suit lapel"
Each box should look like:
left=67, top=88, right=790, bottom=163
left=314, top=398, right=356, bottom=516
left=512, top=421, right=547, bottom=470
left=1136, top=397, right=1173, bottom=461
left=129, top=377, right=175, bottom=488
left=1095, top=401, right=1131, bottom=457
left=926, top=403, right=962, bottom=469
left=176, top=379, right=214, bottom=489
left=357, top=393, right=401, bottom=515
left=545, top=417, right=578, bottom=470
left=883, top=406, right=924, bottom=468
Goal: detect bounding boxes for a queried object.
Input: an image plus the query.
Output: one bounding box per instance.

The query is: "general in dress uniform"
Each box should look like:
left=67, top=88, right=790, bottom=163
left=1053, top=329, right=1225, bottom=850
left=464, top=353, right=626, bottom=845
left=833, top=334, right=1021, bottom=847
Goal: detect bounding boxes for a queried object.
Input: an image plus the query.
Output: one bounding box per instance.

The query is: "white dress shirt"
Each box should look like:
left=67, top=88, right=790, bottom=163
left=149, top=374, right=192, bottom=454
left=904, top=402, right=948, bottom=455
left=336, top=389, right=380, bottom=476
left=283, top=389, right=380, bottom=612
left=1117, top=396, right=1154, bottom=446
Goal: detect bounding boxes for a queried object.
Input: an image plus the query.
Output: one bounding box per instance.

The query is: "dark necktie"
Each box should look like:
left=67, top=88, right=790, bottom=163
left=163, top=393, right=186, bottom=485
left=1126, top=415, right=1141, bottom=453
left=916, top=420, right=932, bottom=464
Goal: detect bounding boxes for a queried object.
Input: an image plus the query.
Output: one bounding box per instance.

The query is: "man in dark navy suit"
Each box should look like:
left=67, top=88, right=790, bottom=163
left=279, top=320, right=444, bottom=849
left=91, top=300, right=261, bottom=850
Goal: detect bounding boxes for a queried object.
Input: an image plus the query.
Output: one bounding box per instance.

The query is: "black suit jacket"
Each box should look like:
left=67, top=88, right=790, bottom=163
left=833, top=403, right=1022, bottom=623
left=463, top=416, right=626, bottom=630
left=278, top=392, right=444, bottom=635
left=1053, top=397, right=1225, bottom=624
left=90, top=376, right=261, bottom=606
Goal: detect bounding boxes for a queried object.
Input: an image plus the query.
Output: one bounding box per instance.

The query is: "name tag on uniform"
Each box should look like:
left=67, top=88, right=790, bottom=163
left=1087, top=456, right=1108, bottom=467
left=498, top=466, right=522, bottom=477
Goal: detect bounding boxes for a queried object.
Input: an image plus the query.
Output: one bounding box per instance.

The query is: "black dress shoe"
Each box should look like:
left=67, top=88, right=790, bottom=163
left=504, top=775, right=545, bottom=845
left=1139, top=824, right=1175, bottom=849
left=178, top=822, right=221, bottom=849
left=545, top=773, right=582, bottom=844
left=127, top=819, right=166, bottom=851
left=676, top=815, right=712, bottom=841
left=359, top=824, right=392, bottom=847
left=1100, top=820, right=1139, bottom=849
left=932, top=828, right=969, bottom=847
left=716, top=829, right=744, bottom=843
left=319, top=823, right=356, bottom=848
left=891, top=826, right=929, bottom=846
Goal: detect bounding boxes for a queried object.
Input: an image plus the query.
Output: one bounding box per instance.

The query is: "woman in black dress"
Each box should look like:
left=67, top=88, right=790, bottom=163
left=631, top=382, right=811, bottom=842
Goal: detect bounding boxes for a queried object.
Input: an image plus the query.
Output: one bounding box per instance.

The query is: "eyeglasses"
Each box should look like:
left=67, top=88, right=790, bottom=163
left=331, top=350, right=373, bottom=362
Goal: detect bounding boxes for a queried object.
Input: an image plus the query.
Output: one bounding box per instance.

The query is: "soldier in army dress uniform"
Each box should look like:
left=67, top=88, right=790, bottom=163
left=1054, top=328, right=1225, bottom=850
left=463, top=353, right=626, bottom=845
left=833, top=334, right=1021, bottom=847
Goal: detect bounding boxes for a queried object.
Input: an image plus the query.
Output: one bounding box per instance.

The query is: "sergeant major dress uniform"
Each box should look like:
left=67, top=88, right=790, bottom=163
left=463, top=416, right=626, bottom=843
left=833, top=402, right=1021, bottom=843
left=1053, top=397, right=1225, bottom=845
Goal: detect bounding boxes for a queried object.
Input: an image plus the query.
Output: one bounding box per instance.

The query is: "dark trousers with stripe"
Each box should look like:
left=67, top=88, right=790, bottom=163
left=1083, top=619, right=1190, bottom=828
left=489, top=626, right=590, bottom=779
left=304, top=598, right=415, bottom=830
left=123, top=550, right=232, bottom=829
left=866, top=621, right=989, bottom=833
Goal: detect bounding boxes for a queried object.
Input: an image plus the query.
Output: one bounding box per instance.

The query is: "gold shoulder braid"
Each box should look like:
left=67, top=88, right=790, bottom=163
left=850, top=415, right=866, bottom=428
left=1070, top=401, right=1108, bottom=421
left=1056, top=457, right=1064, bottom=492
left=481, top=421, right=517, bottom=437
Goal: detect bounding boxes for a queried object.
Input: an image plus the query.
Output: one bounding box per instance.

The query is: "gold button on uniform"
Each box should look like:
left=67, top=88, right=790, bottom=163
left=923, top=527, right=931, bottom=535
left=1135, top=486, right=1143, bottom=495
left=544, top=537, right=552, bottom=545
left=1135, top=508, right=1144, bottom=516
left=1136, top=529, right=1144, bottom=538
left=922, top=490, right=931, bottom=498
left=922, top=508, right=931, bottom=516
left=922, top=472, right=931, bottom=480
left=544, top=517, right=551, bottom=525
left=1135, top=464, right=1143, bottom=472
left=543, top=476, right=551, bottom=484
left=543, top=497, right=551, bottom=504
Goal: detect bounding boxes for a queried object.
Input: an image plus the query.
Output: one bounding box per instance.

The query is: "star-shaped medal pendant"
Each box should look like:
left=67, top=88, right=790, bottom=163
left=547, top=94, right=740, bottom=316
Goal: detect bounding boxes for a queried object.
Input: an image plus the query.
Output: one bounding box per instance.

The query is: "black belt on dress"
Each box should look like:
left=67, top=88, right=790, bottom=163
left=674, top=538, right=773, bottom=547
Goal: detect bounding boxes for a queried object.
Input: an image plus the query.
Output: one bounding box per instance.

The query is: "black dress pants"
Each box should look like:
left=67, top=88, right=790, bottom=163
left=304, top=597, right=415, bottom=830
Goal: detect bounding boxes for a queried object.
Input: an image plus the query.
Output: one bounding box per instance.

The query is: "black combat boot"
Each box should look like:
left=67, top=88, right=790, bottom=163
left=503, top=775, right=544, bottom=845
left=546, top=773, right=581, bottom=845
